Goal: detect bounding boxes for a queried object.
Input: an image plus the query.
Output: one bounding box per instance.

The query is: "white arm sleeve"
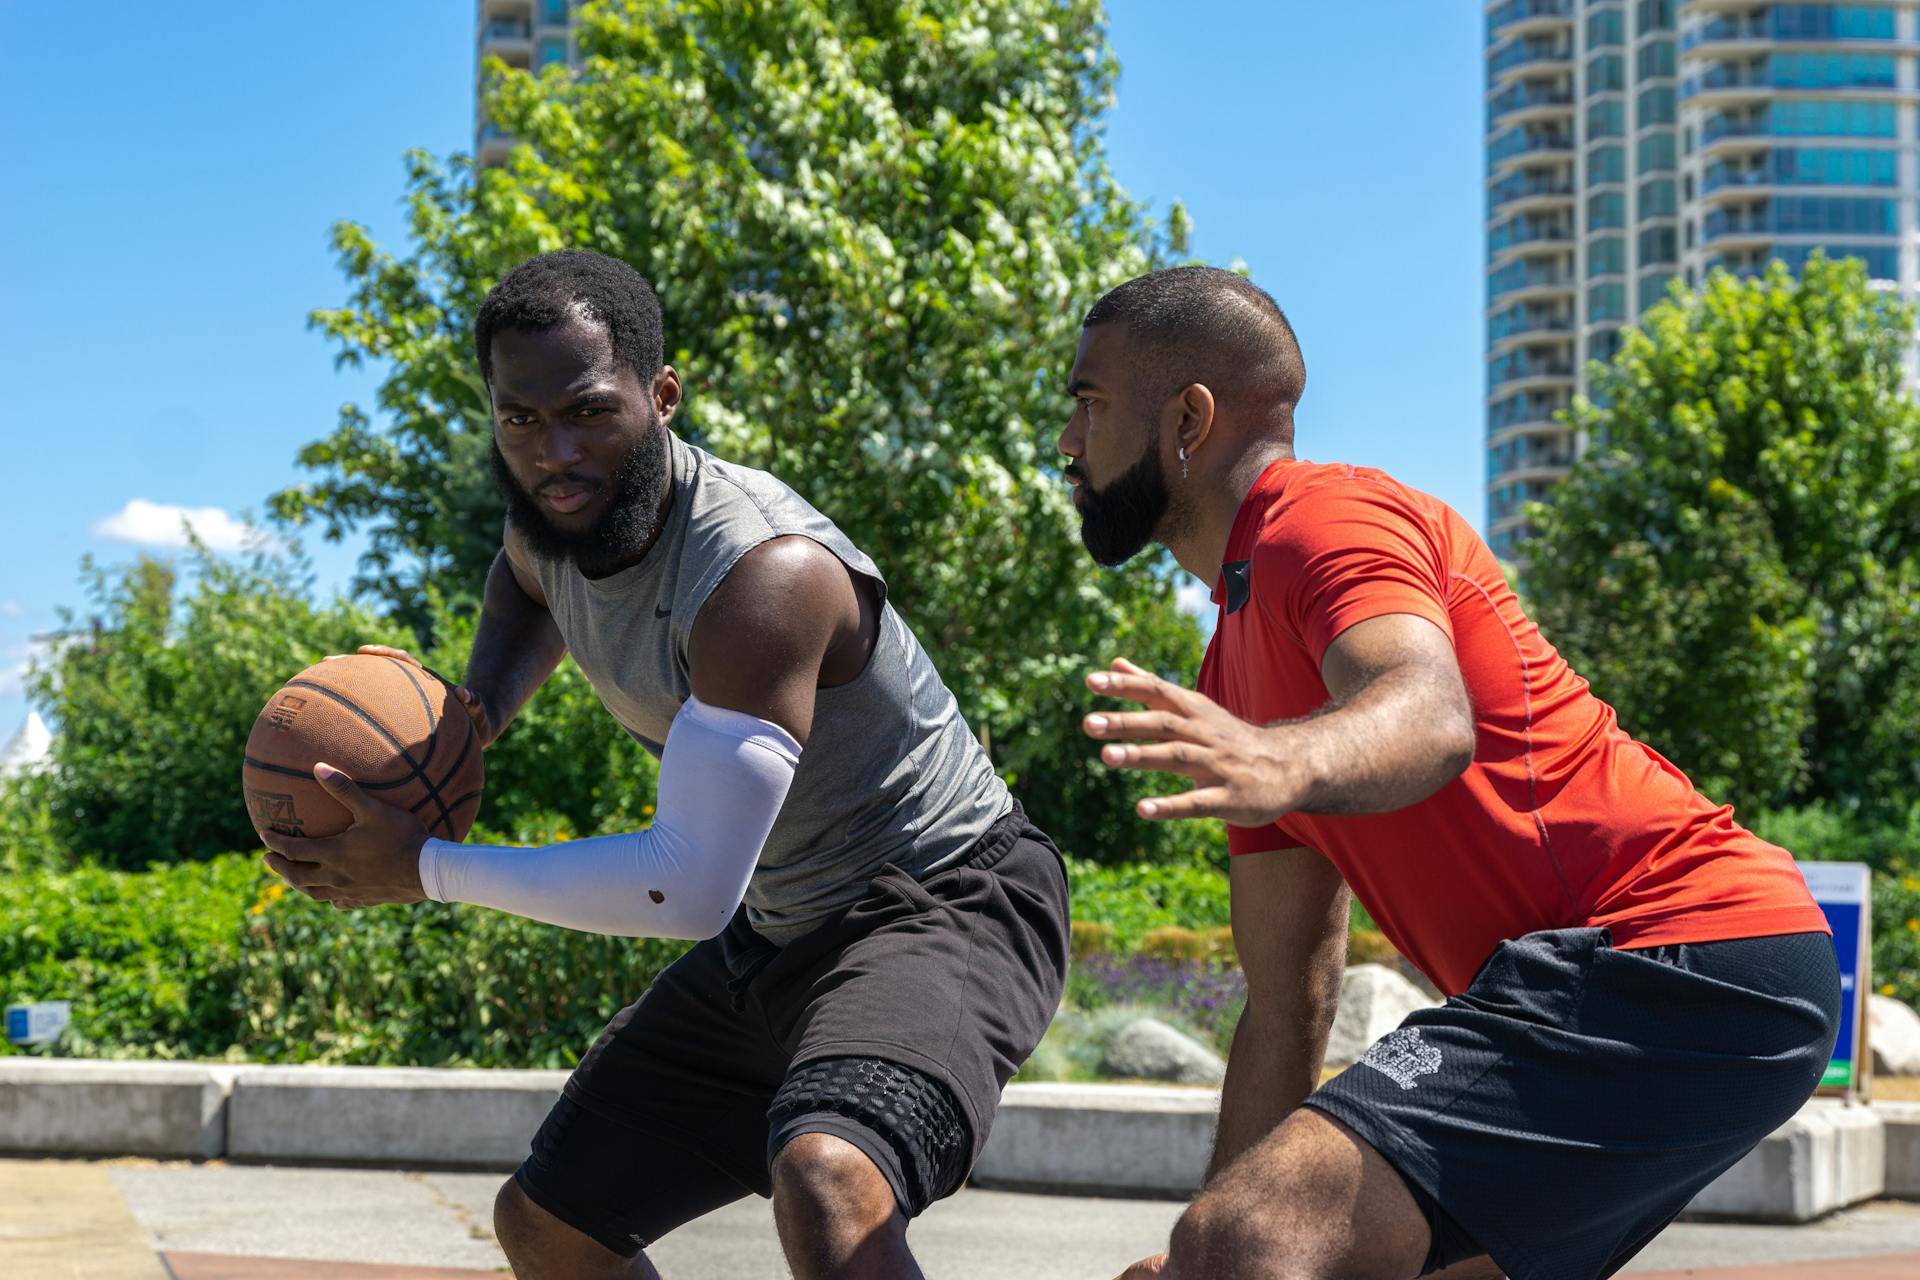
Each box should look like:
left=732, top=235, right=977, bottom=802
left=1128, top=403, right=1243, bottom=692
left=416, top=696, right=801, bottom=940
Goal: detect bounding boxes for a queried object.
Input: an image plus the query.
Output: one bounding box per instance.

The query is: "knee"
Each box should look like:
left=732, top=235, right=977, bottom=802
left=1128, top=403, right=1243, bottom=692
left=772, top=1133, right=897, bottom=1225
left=493, top=1176, right=609, bottom=1274
left=1171, top=1190, right=1306, bottom=1280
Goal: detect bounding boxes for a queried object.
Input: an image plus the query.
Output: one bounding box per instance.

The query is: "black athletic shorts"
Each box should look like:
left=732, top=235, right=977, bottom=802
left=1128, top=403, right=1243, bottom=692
left=1306, top=927, right=1840, bottom=1280
left=513, top=802, right=1070, bottom=1256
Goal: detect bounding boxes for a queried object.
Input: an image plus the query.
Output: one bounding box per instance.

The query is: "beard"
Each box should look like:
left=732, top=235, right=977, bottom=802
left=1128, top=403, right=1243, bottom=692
left=1075, top=436, right=1173, bottom=567
left=489, top=418, right=671, bottom=578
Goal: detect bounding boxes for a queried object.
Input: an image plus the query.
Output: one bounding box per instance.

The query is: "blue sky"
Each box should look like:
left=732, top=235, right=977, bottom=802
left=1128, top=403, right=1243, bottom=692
left=0, top=2, right=1484, bottom=740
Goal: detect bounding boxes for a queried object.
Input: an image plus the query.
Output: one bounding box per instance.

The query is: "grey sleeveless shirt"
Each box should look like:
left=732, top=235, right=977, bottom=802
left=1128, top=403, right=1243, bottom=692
left=524, top=433, right=1013, bottom=944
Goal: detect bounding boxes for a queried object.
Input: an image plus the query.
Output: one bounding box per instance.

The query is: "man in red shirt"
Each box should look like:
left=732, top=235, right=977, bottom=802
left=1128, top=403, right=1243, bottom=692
left=1060, top=266, right=1839, bottom=1280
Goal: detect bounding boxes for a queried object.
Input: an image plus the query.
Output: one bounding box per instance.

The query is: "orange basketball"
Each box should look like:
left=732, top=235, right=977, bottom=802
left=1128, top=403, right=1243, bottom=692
left=241, top=654, right=484, bottom=843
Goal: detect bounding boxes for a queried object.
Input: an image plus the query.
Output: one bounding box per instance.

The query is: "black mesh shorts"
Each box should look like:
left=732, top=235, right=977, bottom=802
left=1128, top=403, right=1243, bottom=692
left=511, top=803, right=1069, bottom=1257
left=1306, top=928, right=1840, bottom=1280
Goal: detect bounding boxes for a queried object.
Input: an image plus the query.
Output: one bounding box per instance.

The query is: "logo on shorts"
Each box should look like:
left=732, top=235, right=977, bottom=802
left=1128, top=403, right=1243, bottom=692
left=1359, top=1027, right=1442, bottom=1091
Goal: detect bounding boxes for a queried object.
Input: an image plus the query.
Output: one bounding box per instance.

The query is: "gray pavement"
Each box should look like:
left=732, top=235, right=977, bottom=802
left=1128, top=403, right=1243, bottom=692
left=96, top=1160, right=1920, bottom=1277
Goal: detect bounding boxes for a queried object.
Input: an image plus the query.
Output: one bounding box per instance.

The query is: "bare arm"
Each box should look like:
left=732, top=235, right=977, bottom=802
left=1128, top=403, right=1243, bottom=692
left=460, top=530, right=568, bottom=746
left=685, top=535, right=873, bottom=746
left=1083, top=613, right=1476, bottom=826
left=1208, top=846, right=1349, bottom=1179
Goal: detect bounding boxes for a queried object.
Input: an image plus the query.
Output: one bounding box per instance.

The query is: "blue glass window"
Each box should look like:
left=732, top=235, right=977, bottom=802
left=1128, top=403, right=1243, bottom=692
left=1638, top=178, right=1677, bottom=216
left=1773, top=5, right=1896, bottom=41
left=1771, top=195, right=1895, bottom=234
left=543, top=0, right=570, bottom=21
left=1588, top=99, right=1626, bottom=137
left=1588, top=144, right=1626, bottom=183
left=1589, top=283, right=1627, bottom=321
left=1635, top=0, right=1673, bottom=32
left=1588, top=53, right=1625, bottom=92
left=1637, top=86, right=1675, bottom=127
left=1769, top=100, right=1896, bottom=138
left=1636, top=132, right=1676, bottom=173
left=1636, top=42, right=1675, bottom=80
left=537, top=37, right=567, bottom=66
left=1770, top=52, right=1896, bottom=89
left=1589, top=190, right=1626, bottom=228
left=1638, top=225, right=1678, bottom=264
left=1587, top=8, right=1625, bottom=46
left=1770, top=244, right=1898, bottom=278
left=1588, top=235, right=1627, bottom=276
left=1772, top=147, right=1897, bottom=187
left=1637, top=273, right=1676, bottom=311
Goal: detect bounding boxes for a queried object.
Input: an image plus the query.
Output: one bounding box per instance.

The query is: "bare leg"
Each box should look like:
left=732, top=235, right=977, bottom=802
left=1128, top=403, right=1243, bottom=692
left=494, top=1177, right=664, bottom=1280
left=1168, top=1108, right=1431, bottom=1280
left=772, top=1132, right=924, bottom=1280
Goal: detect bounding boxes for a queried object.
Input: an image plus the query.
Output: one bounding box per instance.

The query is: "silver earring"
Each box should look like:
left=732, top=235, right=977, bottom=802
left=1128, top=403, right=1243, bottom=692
left=1178, top=446, right=1189, bottom=480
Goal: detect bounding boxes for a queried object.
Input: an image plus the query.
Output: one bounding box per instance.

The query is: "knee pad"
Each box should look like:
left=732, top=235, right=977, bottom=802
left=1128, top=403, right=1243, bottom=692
left=768, top=1055, right=973, bottom=1214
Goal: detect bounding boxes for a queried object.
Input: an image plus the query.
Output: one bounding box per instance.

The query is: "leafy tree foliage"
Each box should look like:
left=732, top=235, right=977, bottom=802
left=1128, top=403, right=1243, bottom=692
left=1527, top=256, right=1920, bottom=816
left=271, top=0, right=1207, bottom=862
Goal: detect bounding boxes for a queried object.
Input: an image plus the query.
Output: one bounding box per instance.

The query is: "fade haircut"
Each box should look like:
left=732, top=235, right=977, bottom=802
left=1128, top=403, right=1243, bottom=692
left=474, top=250, right=664, bottom=386
left=1083, top=266, right=1306, bottom=416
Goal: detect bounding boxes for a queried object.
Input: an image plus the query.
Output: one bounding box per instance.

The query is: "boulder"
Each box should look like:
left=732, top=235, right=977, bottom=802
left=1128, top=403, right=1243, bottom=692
left=1101, top=1018, right=1227, bottom=1085
left=1870, top=993, right=1920, bottom=1077
left=1325, top=964, right=1442, bottom=1067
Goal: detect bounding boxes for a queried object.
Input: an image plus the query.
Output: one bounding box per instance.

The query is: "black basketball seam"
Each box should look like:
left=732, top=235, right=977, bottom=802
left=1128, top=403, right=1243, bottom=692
left=381, top=658, right=455, bottom=836
left=243, top=755, right=413, bottom=791
left=281, top=678, right=457, bottom=825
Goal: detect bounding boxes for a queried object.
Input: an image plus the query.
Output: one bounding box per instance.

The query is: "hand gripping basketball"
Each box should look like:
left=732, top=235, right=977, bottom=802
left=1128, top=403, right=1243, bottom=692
left=260, top=763, right=430, bottom=911
left=348, top=645, right=496, bottom=748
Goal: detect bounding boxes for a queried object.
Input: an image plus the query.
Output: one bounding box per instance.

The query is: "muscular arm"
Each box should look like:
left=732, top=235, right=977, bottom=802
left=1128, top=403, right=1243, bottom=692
left=1085, top=613, right=1477, bottom=827
left=1209, top=846, right=1349, bottom=1179
left=463, top=530, right=568, bottom=746
left=411, top=536, right=872, bottom=938
left=1286, top=613, right=1477, bottom=816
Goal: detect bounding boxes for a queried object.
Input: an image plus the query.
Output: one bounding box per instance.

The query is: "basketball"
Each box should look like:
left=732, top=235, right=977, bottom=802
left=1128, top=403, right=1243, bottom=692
left=241, top=653, right=484, bottom=843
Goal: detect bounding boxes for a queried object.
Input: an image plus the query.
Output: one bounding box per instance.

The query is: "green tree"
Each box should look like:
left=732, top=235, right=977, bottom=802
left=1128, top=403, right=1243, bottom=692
left=271, top=0, right=1207, bottom=862
left=1526, top=256, right=1920, bottom=815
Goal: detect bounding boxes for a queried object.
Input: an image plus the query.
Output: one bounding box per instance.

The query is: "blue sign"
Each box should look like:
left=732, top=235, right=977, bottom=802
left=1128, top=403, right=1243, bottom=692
left=1797, top=862, right=1870, bottom=1095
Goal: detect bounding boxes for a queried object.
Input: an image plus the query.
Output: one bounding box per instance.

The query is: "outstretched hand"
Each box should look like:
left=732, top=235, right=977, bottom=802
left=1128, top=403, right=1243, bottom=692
left=1114, top=1253, right=1171, bottom=1279
left=1084, top=657, right=1310, bottom=827
left=342, top=645, right=497, bottom=748
left=259, top=764, right=430, bottom=911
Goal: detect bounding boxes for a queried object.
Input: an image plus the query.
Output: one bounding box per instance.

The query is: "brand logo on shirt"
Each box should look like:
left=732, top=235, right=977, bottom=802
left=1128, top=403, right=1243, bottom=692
left=1221, top=560, right=1252, bottom=615
left=1359, top=1026, right=1442, bottom=1090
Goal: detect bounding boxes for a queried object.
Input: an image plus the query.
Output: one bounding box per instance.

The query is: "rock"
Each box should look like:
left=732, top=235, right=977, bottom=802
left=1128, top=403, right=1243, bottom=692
left=1324, top=964, right=1442, bottom=1067
left=1870, top=993, right=1920, bottom=1077
left=1101, top=1018, right=1227, bottom=1085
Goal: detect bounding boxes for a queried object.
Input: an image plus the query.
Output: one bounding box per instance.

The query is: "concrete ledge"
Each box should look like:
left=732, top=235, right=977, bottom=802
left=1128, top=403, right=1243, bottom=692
left=0, top=1058, right=231, bottom=1159
left=1687, top=1100, right=1885, bottom=1222
left=972, top=1083, right=1218, bottom=1197
left=227, top=1066, right=568, bottom=1168
left=1881, top=1101, right=1920, bottom=1199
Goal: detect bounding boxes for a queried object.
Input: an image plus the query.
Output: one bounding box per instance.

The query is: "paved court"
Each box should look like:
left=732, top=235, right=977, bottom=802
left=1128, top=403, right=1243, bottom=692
left=5, top=1158, right=1920, bottom=1278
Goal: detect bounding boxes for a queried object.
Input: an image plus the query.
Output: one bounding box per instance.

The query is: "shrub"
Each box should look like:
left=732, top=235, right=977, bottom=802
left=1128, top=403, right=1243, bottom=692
left=1068, top=920, right=1115, bottom=960
left=1138, top=926, right=1211, bottom=963
left=1065, top=854, right=1229, bottom=951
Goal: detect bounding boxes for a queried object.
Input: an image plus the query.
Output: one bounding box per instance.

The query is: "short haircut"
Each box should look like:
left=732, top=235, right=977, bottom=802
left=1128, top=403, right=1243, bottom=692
left=1083, top=266, right=1306, bottom=413
left=474, top=250, right=664, bottom=386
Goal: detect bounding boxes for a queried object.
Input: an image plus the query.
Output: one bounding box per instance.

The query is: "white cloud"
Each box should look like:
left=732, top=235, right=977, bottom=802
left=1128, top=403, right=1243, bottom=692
left=1176, top=576, right=1215, bottom=620
left=0, top=601, right=23, bottom=619
left=91, top=499, right=265, bottom=553
left=0, top=640, right=48, bottom=700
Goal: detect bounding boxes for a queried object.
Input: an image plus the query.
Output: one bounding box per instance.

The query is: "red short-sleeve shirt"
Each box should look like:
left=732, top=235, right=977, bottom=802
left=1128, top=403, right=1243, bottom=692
left=1196, top=459, right=1828, bottom=996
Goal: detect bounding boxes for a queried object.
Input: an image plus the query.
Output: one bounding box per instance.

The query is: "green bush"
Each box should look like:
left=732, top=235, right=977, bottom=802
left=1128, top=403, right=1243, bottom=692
left=1064, top=851, right=1229, bottom=951
left=0, top=852, right=690, bottom=1067
left=0, top=855, right=259, bottom=1059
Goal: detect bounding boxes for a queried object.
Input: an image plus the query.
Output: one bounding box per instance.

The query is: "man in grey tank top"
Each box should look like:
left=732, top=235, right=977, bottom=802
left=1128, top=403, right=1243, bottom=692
left=258, top=250, right=1069, bottom=1279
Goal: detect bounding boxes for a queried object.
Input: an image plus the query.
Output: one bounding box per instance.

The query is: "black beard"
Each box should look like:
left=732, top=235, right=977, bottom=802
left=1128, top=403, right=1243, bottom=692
left=489, top=420, right=670, bottom=578
left=1077, top=438, right=1172, bottom=567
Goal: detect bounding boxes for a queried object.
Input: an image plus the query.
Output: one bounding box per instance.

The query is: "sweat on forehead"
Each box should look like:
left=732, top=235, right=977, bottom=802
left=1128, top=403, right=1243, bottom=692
left=475, top=249, right=665, bottom=386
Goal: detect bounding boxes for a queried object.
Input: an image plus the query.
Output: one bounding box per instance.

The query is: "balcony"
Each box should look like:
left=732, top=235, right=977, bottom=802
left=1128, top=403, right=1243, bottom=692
left=1489, top=36, right=1573, bottom=83
left=1487, top=260, right=1575, bottom=304
left=1682, top=11, right=1897, bottom=53
left=1489, top=219, right=1574, bottom=256
left=1487, top=396, right=1568, bottom=434
left=480, top=19, right=533, bottom=44
left=1487, top=0, right=1573, bottom=43
left=1683, top=57, right=1898, bottom=104
left=1488, top=170, right=1575, bottom=215
left=1488, top=80, right=1574, bottom=126
left=1488, top=352, right=1576, bottom=389
left=1489, top=309, right=1574, bottom=345
left=1488, top=125, right=1574, bottom=169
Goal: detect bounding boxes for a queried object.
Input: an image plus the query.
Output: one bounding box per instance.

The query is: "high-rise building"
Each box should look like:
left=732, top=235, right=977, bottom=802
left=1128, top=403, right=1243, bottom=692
left=1484, top=0, right=1920, bottom=558
left=475, top=0, right=580, bottom=166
